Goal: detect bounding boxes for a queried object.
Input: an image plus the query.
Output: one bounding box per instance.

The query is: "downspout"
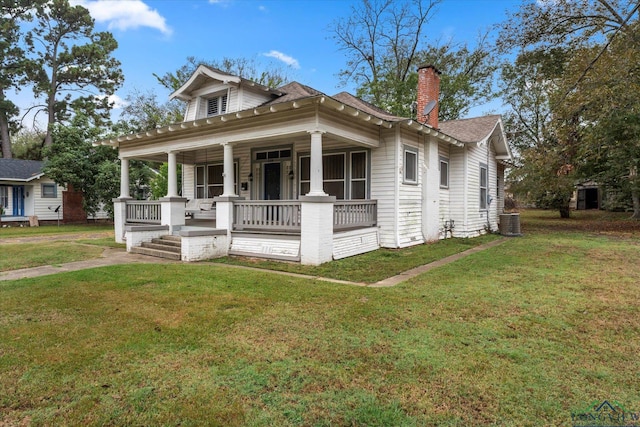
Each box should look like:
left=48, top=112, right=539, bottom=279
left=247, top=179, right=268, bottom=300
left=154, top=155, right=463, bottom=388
left=463, top=145, right=468, bottom=237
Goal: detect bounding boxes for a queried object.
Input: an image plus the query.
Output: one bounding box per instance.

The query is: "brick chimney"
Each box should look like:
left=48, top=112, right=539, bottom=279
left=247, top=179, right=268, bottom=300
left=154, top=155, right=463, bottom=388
left=416, top=64, right=441, bottom=129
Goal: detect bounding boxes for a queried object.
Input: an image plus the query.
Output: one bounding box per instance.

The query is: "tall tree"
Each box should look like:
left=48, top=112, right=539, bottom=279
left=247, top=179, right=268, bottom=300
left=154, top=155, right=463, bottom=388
left=501, top=48, right=578, bottom=217
left=25, top=0, right=124, bottom=147
left=0, top=0, right=40, bottom=158
left=154, top=55, right=292, bottom=93
left=330, top=0, right=496, bottom=120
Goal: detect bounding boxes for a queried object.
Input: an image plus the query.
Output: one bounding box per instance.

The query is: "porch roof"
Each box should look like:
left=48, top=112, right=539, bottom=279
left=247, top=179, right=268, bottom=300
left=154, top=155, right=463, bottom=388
left=95, top=94, right=463, bottom=150
left=0, top=159, right=45, bottom=182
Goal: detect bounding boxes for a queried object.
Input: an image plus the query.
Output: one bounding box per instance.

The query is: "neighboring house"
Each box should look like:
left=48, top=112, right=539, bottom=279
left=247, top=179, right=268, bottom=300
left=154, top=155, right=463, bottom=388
left=0, top=159, right=64, bottom=223
left=98, top=64, right=512, bottom=264
left=0, top=158, right=108, bottom=224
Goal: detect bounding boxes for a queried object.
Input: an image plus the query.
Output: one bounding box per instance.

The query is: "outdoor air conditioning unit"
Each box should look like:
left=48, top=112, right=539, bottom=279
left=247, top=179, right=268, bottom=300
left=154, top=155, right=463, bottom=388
left=499, top=213, right=522, bottom=237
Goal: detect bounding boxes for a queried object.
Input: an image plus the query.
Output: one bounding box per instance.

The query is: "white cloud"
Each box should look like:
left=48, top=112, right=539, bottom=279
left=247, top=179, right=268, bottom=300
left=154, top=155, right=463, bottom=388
left=108, top=94, right=128, bottom=109
left=70, top=0, right=172, bottom=35
left=263, top=50, right=300, bottom=69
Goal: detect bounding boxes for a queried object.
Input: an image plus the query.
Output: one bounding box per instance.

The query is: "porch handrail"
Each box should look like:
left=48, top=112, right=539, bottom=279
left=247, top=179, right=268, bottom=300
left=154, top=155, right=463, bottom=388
left=126, top=200, right=162, bottom=224
left=234, top=200, right=301, bottom=232
left=334, top=200, right=377, bottom=231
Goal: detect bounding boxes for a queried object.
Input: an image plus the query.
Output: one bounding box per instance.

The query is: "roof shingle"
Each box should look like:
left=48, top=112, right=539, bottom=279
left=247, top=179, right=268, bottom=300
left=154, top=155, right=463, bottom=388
left=0, top=159, right=44, bottom=181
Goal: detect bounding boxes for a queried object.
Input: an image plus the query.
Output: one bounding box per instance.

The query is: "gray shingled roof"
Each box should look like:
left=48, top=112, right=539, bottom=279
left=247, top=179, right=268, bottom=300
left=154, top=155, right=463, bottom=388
left=262, top=81, right=324, bottom=105
left=439, top=115, right=502, bottom=143
left=331, top=92, right=405, bottom=122
left=0, top=159, right=44, bottom=181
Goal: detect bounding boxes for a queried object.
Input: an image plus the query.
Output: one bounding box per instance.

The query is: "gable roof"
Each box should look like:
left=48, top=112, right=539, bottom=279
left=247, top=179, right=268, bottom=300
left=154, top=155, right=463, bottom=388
left=0, top=159, right=44, bottom=182
left=439, top=115, right=511, bottom=159
left=170, top=64, right=283, bottom=101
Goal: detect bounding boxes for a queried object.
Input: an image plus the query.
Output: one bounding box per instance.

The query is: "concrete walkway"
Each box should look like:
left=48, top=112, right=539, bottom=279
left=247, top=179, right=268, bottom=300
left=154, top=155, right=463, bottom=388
left=0, top=238, right=508, bottom=286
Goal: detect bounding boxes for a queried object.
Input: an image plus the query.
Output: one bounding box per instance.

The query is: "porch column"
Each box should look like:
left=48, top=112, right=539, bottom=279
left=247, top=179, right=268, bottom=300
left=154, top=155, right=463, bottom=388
left=161, top=150, right=186, bottom=234
left=307, top=130, right=327, bottom=196
left=222, top=142, right=236, bottom=196
left=215, top=142, right=242, bottom=235
left=167, top=151, right=178, bottom=197
left=113, top=157, right=132, bottom=244
left=120, top=157, right=130, bottom=198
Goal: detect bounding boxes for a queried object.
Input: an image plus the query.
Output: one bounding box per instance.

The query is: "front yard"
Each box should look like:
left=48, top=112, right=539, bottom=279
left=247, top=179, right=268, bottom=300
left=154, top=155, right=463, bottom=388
left=1, top=211, right=639, bottom=426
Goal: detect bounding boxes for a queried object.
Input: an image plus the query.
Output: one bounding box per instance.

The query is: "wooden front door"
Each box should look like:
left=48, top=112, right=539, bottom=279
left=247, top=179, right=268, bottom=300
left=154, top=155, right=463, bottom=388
left=264, top=162, right=281, bottom=200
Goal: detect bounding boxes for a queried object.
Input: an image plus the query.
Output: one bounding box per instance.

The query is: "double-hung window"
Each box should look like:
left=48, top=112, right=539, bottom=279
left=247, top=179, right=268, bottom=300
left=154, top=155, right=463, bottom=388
left=207, top=94, right=228, bottom=117
left=0, top=186, right=8, bottom=210
left=479, top=163, right=488, bottom=210
left=195, top=162, right=238, bottom=198
left=403, top=146, right=418, bottom=184
left=299, top=150, right=368, bottom=200
left=439, top=157, right=449, bottom=188
left=42, top=183, right=57, bottom=198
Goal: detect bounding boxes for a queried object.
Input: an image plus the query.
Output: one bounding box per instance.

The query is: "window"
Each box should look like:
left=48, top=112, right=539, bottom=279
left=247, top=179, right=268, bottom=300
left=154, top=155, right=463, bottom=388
left=351, top=151, right=367, bottom=199
left=0, top=186, right=8, bottom=210
left=207, top=94, right=228, bottom=117
left=439, top=157, right=449, bottom=188
left=195, top=162, right=238, bottom=198
left=299, top=149, right=367, bottom=200
left=480, top=163, right=488, bottom=210
left=42, top=183, right=57, bottom=198
left=404, top=146, right=418, bottom=184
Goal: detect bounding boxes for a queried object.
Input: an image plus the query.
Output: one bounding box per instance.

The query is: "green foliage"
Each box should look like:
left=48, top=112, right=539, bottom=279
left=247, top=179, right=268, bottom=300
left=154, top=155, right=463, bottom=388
left=149, top=162, right=182, bottom=200
left=10, top=129, right=46, bottom=160
left=43, top=114, right=119, bottom=217
left=0, top=0, right=42, bottom=158
left=25, top=0, right=124, bottom=146
left=114, top=90, right=183, bottom=133
left=331, top=0, right=497, bottom=120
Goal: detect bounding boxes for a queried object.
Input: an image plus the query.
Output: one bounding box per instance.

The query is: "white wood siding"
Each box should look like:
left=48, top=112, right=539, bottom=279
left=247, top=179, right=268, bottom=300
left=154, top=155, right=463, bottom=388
left=396, top=129, right=424, bottom=247
left=438, top=142, right=451, bottom=238
left=370, top=128, right=398, bottom=248
left=183, top=165, right=195, bottom=199
left=33, top=178, right=65, bottom=220
left=447, top=146, right=467, bottom=237
left=333, top=227, right=379, bottom=259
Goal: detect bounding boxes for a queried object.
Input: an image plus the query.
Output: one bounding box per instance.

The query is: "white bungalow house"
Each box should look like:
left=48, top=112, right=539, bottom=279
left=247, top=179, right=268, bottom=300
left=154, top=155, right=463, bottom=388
left=98, top=64, right=511, bottom=265
left=0, top=159, right=65, bottom=223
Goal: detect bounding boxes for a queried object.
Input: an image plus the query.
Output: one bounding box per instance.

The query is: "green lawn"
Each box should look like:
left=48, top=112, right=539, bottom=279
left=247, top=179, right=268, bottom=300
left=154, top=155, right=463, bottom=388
left=0, top=223, right=113, bottom=238
left=1, top=211, right=639, bottom=426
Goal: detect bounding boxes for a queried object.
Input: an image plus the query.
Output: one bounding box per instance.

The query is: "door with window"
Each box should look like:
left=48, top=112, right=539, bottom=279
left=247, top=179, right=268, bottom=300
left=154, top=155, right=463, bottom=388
left=263, top=163, right=281, bottom=200
left=12, top=185, right=24, bottom=216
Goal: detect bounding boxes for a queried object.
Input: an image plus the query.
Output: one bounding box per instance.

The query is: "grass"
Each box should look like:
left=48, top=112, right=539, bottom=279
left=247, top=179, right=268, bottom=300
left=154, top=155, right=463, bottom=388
left=0, top=223, right=113, bottom=238
left=212, top=233, right=501, bottom=283
left=1, top=210, right=639, bottom=425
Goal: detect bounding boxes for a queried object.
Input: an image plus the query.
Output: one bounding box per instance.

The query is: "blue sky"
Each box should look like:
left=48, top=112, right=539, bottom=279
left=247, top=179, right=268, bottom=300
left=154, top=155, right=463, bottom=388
left=18, top=0, right=525, bottom=126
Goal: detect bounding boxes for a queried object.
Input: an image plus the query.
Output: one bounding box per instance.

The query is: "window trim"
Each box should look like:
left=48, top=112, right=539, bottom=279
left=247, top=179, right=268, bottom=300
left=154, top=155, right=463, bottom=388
left=439, top=156, right=449, bottom=189
left=194, top=160, right=239, bottom=199
left=403, top=145, right=418, bottom=185
left=41, top=183, right=57, bottom=198
left=206, top=93, right=228, bottom=117
left=297, top=148, right=370, bottom=200
left=479, top=162, right=488, bottom=211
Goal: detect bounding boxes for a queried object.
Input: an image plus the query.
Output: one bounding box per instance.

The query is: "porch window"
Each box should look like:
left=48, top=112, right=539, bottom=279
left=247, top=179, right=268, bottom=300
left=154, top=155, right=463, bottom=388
left=195, top=162, right=238, bottom=198
left=207, top=94, right=228, bottom=117
left=0, top=186, right=8, bottom=210
left=404, top=146, right=418, bottom=184
left=42, top=183, right=57, bottom=198
left=480, top=163, right=488, bottom=210
left=299, top=150, right=368, bottom=200
left=440, top=157, right=449, bottom=188
left=351, top=151, right=367, bottom=199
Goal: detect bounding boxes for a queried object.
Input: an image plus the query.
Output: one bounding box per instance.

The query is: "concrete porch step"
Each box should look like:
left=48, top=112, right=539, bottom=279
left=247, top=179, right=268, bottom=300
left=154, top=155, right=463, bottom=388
left=142, top=242, right=181, bottom=253
left=130, top=246, right=181, bottom=260
left=151, top=237, right=181, bottom=248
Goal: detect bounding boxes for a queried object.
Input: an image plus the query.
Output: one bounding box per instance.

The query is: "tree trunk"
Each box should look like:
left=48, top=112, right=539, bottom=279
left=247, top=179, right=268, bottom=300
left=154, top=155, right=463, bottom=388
left=631, top=188, right=640, bottom=220
left=559, top=203, right=571, bottom=218
left=0, top=110, right=12, bottom=159
left=0, top=89, right=13, bottom=159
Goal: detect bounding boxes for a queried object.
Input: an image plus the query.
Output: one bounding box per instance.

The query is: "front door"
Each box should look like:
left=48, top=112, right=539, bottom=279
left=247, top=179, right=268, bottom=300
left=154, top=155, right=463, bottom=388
left=264, top=163, right=281, bottom=200
left=12, top=185, right=24, bottom=216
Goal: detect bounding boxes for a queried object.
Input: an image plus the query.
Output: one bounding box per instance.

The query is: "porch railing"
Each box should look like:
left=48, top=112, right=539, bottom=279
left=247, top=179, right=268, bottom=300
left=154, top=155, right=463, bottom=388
left=333, top=200, right=377, bottom=231
left=233, top=200, right=301, bottom=232
left=126, top=200, right=161, bottom=224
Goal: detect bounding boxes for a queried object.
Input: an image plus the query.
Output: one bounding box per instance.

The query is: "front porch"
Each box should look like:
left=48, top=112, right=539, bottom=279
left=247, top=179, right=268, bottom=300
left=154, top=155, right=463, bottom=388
left=118, top=198, right=378, bottom=264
